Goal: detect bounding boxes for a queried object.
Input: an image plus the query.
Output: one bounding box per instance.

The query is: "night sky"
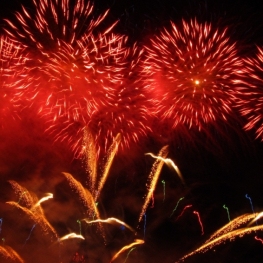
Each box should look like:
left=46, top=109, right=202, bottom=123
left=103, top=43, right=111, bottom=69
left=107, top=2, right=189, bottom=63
left=1, top=0, right=263, bottom=263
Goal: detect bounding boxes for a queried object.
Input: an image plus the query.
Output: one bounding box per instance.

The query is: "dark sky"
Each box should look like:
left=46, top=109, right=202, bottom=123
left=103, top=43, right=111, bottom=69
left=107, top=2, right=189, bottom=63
left=1, top=0, right=263, bottom=263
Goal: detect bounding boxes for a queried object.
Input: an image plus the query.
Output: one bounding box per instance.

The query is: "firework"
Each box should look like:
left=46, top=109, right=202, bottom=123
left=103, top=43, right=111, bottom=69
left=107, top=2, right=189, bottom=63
left=138, top=145, right=169, bottom=223
left=0, top=36, right=23, bottom=127
left=176, top=212, right=263, bottom=262
left=62, top=172, right=100, bottom=220
left=82, top=217, right=134, bottom=232
left=142, top=19, right=244, bottom=135
left=0, top=245, right=24, bottom=263
left=193, top=210, right=204, bottom=235
left=81, top=129, right=120, bottom=199
left=110, top=239, right=144, bottom=263
left=4, top=0, right=137, bottom=156
left=145, top=152, right=184, bottom=184
left=237, top=46, right=263, bottom=140
left=86, top=43, right=153, bottom=155
left=170, top=197, right=184, bottom=217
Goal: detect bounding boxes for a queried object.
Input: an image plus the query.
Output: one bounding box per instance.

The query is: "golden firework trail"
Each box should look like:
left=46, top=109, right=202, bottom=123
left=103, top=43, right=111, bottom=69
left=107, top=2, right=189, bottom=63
left=110, top=239, right=144, bottom=263
left=138, top=145, right=169, bottom=223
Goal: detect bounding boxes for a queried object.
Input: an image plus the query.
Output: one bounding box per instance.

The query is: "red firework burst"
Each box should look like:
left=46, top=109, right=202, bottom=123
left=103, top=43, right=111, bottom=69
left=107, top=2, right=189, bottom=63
left=4, top=0, right=123, bottom=124
left=4, top=0, right=153, bottom=156
left=238, top=46, right=263, bottom=140
left=48, top=43, right=153, bottom=157
left=0, top=36, right=24, bottom=128
left=142, top=19, right=244, bottom=133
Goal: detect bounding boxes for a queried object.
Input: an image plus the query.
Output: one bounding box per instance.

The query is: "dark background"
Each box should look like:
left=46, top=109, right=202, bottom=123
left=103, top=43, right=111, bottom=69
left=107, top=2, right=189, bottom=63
left=1, top=0, right=263, bottom=262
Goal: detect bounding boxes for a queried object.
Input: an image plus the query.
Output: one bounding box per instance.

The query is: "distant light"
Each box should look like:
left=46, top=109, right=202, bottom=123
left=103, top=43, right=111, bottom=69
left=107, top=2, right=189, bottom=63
left=194, top=80, right=200, bottom=85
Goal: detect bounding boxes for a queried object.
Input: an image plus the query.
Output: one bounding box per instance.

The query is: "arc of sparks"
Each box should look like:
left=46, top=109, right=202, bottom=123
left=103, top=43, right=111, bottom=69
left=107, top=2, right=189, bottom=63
left=207, top=213, right=256, bottom=243
left=170, top=197, right=184, bottom=217
left=32, top=193, right=53, bottom=209
left=17, top=191, right=28, bottom=204
left=0, top=245, right=24, bottom=263
left=248, top=211, right=263, bottom=226
left=145, top=153, right=184, bottom=184
left=110, top=239, right=144, bottom=263
left=95, top=133, right=121, bottom=201
left=59, top=233, right=85, bottom=242
left=177, top=222, right=263, bottom=262
left=82, top=217, right=134, bottom=232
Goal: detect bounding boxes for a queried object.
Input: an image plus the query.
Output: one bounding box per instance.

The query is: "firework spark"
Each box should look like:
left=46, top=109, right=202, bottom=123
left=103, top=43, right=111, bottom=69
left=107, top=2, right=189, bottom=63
left=62, top=172, right=100, bottom=219
left=177, top=212, right=263, bottom=262
left=176, top=215, right=263, bottom=262
left=110, top=239, right=144, bottom=263
left=238, top=46, right=263, bottom=140
left=0, top=245, right=24, bottom=263
left=138, top=145, right=169, bottom=223
left=31, top=193, right=53, bottom=209
left=142, top=19, right=244, bottom=133
left=59, top=233, right=85, bottom=242
left=0, top=36, right=23, bottom=127
left=145, top=152, right=184, bottom=183
left=82, top=217, right=134, bottom=232
left=6, top=201, right=58, bottom=241
left=4, top=0, right=136, bottom=156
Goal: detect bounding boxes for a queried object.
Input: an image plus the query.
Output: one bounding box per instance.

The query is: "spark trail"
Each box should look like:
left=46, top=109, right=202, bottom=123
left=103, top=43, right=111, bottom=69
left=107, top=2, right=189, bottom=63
left=145, top=153, right=184, bottom=183
left=77, top=220, right=82, bottom=235
left=246, top=194, right=256, bottom=214
left=193, top=211, right=204, bottom=235
left=139, top=145, right=169, bottom=222
left=23, top=224, right=36, bottom=247
left=124, top=247, right=136, bottom=263
left=176, top=205, right=192, bottom=221
left=176, top=216, right=263, bottom=262
left=255, top=236, right=263, bottom=245
left=170, top=197, right=184, bottom=217
left=161, top=180, right=166, bottom=202
left=59, top=233, right=85, bottom=242
left=32, top=193, right=53, bottom=209
left=110, top=239, right=144, bottom=263
left=144, top=213, right=147, bottom=239
left=82, top=217, right=134, bottom=232
left=223, top=204, right=231, bottom=222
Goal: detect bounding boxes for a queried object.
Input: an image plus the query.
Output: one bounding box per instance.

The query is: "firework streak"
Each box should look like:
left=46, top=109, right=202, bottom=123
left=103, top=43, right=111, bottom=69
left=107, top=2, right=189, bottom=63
left=238, top=46, right=263, bottom=141
left=138, top=145, right=169, bottom=222
left=170, top=197, right=184, bottom=218
left=0, top=246, right=24, bottom=263
left=223, top=204, right=231, bottom=222
left=175, top=205, right=192, bottom=221
left=193, top=210, right=204, bottom=235
left=145, top=153, right=184, bottom=184
left=110, top=239, right=144, bottom=263
left=176, top=213, right=263, bottom=262
left=81, top=217, right=134, bottom=232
